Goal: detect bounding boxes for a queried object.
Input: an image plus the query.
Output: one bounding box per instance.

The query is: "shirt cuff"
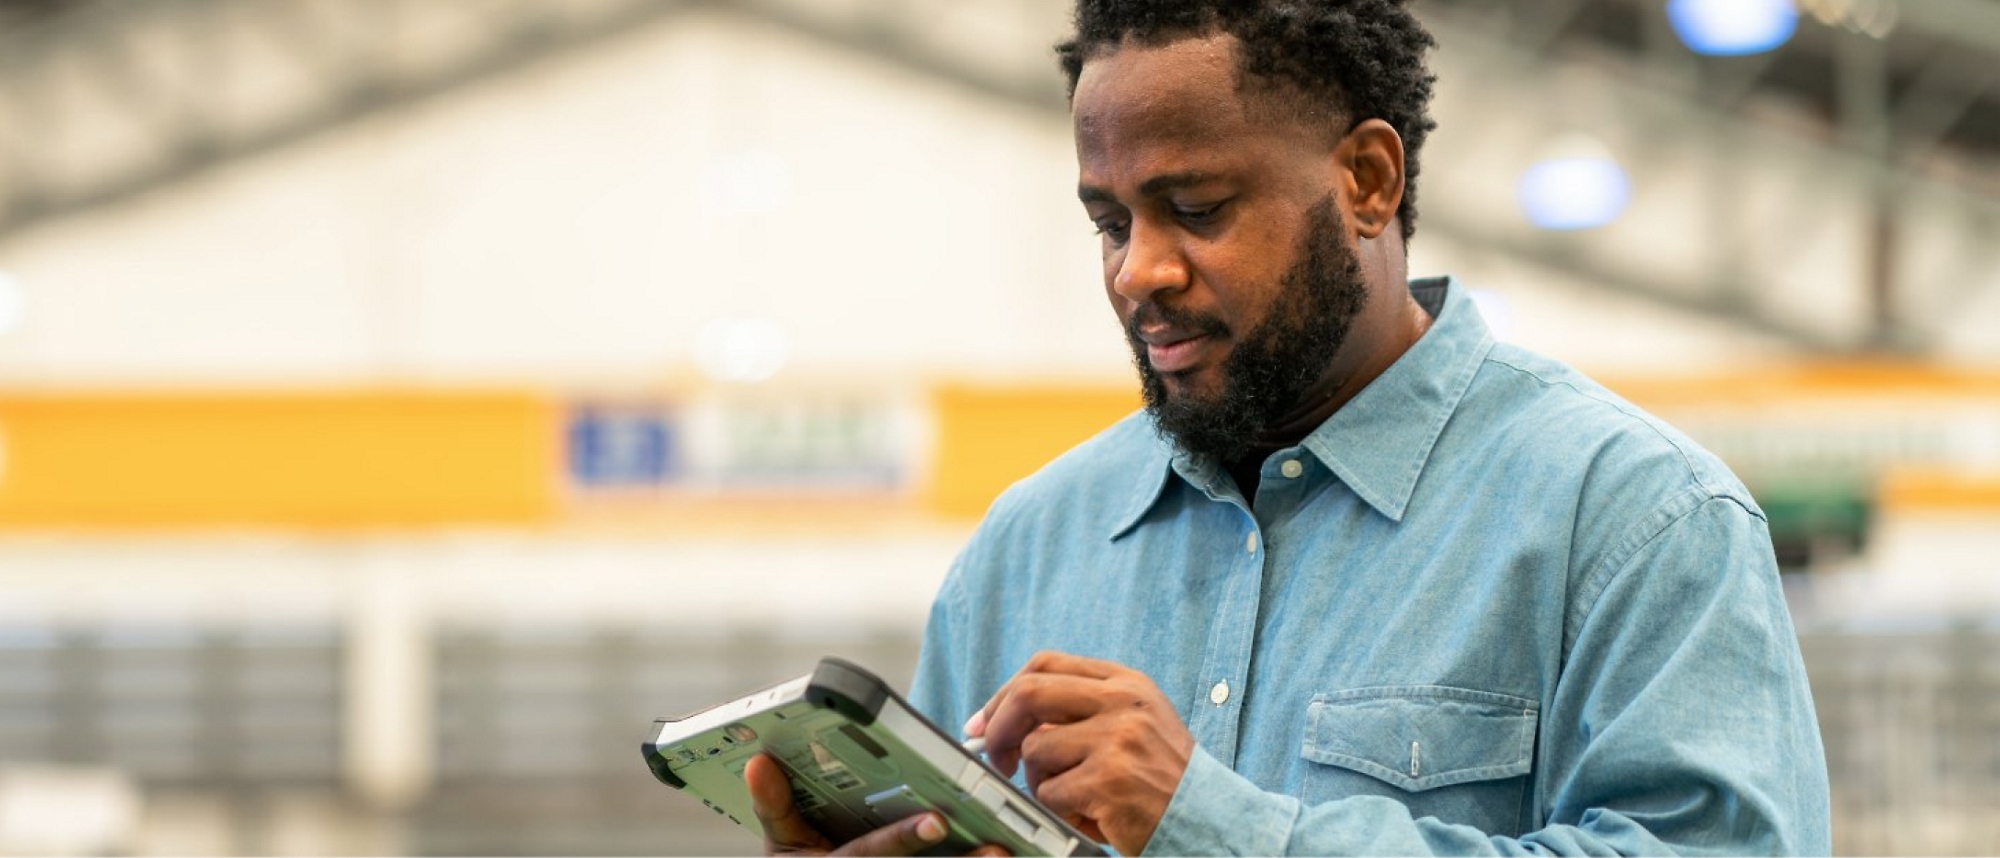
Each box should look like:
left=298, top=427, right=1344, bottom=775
left=1142, top=745, right=1296, bottom=856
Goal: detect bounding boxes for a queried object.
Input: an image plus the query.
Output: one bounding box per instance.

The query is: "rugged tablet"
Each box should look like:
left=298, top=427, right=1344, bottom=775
left=643, top=657, right=1103, bottom=857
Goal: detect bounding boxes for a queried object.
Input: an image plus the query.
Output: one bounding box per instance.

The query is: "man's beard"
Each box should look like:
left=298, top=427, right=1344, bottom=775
left=1126, top=198, right=1368, bottom=463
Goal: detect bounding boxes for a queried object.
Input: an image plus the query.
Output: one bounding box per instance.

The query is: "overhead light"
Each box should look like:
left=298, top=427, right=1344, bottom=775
left=1516, top=134, right=1631, bottom=231
left=695, top=318, right=788, bottom=383
left=0, top=270, right=23, bottom=335
left=1666, top=0, right=1798, bottom=57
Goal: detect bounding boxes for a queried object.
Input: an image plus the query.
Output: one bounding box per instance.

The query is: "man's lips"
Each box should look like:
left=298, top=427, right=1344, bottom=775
left=1145, top=332, right=1213, bottom=373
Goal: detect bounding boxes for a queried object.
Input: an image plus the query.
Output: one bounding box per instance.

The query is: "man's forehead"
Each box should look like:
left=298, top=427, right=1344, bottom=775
left=1073, top=34, right=1253, bottom=149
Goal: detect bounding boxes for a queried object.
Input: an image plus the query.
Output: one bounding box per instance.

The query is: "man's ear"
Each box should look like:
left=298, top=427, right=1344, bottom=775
left=1337, top=119, right=1406, bottom=241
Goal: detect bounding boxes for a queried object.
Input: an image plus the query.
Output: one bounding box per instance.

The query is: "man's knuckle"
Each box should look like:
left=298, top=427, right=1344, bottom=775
left=1009, top=683, right=1045, bottom=714
left=1109, top=719, right=1143, bottom=750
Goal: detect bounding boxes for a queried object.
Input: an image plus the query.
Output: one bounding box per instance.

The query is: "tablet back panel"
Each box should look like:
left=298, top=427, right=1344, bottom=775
left=643, top=658, right=1100, bottom=857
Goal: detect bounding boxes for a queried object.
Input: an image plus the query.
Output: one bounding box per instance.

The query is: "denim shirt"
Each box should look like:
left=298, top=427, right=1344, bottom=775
left=910, top=278, right=1831, bottom=856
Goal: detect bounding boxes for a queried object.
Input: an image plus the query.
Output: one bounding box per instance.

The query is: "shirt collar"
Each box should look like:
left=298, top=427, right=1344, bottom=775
left=1109, top=276, right=1491, bottom=538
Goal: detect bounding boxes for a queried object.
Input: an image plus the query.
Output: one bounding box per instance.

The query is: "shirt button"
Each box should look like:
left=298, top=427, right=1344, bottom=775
left=1280, top=459, right=1303, bottom=479
left=1210, top=682, right=1230, bottom=706
left=1245, top=532, right=1259, bottom=554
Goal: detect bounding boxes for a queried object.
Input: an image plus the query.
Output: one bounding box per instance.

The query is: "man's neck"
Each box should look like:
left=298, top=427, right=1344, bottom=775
left=1266, top=290, right=1434, bottom=448
left=1223, top=289, right=1434, bottom=508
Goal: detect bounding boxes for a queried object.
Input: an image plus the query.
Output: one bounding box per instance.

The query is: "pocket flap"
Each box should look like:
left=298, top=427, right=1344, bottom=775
left=1301, top=685, right=1537, bottom=792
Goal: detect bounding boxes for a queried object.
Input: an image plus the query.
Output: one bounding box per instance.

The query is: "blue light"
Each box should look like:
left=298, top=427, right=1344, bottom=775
left=1517, top=157, right=1631, bottom=231
left=1666, top=0, right=1798, bottom=57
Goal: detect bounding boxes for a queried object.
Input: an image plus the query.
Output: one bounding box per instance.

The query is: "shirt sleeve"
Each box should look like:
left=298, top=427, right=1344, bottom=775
left=1142, top=495, right=1833, bottom=857
left=907, top=558, right=975, bottom=732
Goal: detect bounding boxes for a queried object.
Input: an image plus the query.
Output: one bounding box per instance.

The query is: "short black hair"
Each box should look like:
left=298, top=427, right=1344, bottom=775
left=1057, top=0, right=1438, bottom=245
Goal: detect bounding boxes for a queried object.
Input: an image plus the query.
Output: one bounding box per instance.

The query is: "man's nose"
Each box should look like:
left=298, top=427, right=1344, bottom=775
left=1110, top=223, right=1190, bottom=304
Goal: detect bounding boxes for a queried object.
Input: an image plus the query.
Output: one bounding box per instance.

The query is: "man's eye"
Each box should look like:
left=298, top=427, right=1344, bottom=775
left=1175, top=204, right=1223, bottom=226
left=1094, top=220, right=1130, bottom=242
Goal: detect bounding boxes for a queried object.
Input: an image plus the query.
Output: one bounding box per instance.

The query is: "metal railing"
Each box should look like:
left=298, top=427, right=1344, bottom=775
left=0, top=623, right=341, bottom=786
left=1802, top=620, right=2000, bottom=855
left=0, top=616, right=1991, bottom=855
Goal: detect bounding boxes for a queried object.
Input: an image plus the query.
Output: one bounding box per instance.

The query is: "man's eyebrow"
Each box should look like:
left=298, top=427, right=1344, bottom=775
left=1077, top=171, right=1217, bottom=204
left=1138, top=170, right=1214, bottom=197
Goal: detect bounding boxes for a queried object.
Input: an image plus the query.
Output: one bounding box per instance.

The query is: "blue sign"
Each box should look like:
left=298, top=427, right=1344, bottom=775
left=567, top=406, right=675, bottom=488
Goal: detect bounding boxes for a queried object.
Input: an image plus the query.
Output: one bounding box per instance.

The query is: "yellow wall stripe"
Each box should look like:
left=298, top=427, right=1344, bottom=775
left=1878, top=468, right=2000, bottom=513
left=925, top=384, right=1139, bottom=519
left=0, top=370, right=1988, bottom=528
left=1602, top=363, right=2000, bottom=407
left=0, top=391, right=557, bottom=528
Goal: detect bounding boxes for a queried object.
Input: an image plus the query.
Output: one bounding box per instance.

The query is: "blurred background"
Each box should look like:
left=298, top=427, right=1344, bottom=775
left=0, top=0, right=1994, bottom=854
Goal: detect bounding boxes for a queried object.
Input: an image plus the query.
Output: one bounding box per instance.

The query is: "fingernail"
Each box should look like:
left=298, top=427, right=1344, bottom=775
left=915, top=815, right=946, bottom=842
left=963, top=712, right=986, bottom=737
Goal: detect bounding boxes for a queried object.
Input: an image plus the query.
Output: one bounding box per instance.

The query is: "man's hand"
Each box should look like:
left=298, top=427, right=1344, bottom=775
left=744, top=754, right=1009, bottom=857
left=964, top=651, right=1194, bottom=856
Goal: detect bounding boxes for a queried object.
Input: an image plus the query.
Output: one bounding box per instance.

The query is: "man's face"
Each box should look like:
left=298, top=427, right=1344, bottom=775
left=1073, top=35, right=1368, bottom=461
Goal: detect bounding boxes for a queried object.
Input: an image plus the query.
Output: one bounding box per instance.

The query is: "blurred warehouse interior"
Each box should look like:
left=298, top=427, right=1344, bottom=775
left=0, top=0, right=1995, bottom=854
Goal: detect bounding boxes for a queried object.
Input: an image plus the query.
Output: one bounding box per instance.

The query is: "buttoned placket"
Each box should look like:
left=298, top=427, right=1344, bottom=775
left=1178, top=462, right=1293, bottom=770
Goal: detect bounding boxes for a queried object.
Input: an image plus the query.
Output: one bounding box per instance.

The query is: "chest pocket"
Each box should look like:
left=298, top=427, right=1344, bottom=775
left=1299, top=686, right=1538, bottom=829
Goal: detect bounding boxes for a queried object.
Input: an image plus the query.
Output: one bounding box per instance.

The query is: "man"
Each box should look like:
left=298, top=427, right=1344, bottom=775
left=748, top=1, right=1832, bottom=854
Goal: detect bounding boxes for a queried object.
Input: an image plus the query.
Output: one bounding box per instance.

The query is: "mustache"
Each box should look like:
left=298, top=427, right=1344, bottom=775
left=1124, top=302, right=1230, bottom=343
